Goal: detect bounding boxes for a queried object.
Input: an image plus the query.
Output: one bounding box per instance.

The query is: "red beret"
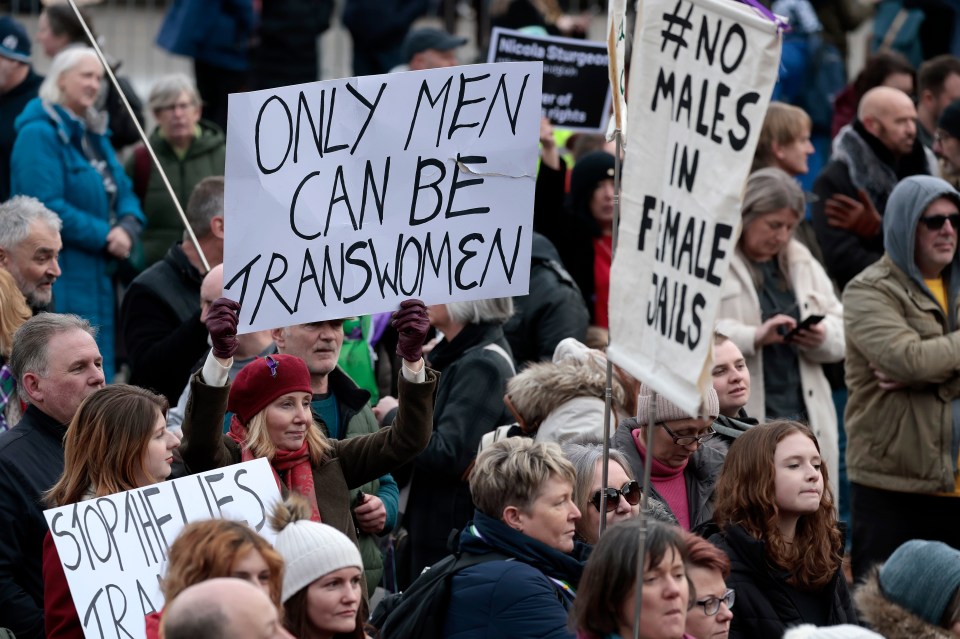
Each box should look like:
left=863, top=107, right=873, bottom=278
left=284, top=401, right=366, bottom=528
left=227, top=354, right=313, bottom=425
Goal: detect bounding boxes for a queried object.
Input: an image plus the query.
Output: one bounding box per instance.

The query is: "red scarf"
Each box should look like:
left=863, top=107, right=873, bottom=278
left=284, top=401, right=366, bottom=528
left=227, top=415, right=322, bottom=522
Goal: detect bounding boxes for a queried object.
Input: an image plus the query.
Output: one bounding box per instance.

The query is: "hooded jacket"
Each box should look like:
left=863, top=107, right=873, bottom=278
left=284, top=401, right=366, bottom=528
left=854, top=568, right=955, bottom=639
left=843, top=175, right=960, bottom=493
left=10, top=98, right=145, bottom=381
left=507, top=350, right=624, bottom=443
left=443, top=510, right=587, bottom=639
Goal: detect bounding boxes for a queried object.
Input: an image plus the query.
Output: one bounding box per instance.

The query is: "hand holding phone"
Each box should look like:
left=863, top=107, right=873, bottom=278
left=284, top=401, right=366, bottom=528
left=784, top=314, right=825, bottom=341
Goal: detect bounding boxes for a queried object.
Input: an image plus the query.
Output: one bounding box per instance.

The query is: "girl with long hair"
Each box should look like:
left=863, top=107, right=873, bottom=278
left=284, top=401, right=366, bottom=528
left=0, top=268, right=31, bottom=431
left=708, top=420, right=856, bottom=639
left=43, top=385, right=180, bottom=638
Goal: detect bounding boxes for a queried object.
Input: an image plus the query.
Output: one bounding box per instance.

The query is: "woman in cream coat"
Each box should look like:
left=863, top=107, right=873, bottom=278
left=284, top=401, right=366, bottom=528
left=717, top=168, right=845, bottom=500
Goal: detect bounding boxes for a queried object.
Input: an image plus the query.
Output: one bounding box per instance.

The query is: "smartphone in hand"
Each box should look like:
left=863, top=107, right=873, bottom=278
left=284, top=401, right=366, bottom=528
left=784, top=315, right=825, bottom=341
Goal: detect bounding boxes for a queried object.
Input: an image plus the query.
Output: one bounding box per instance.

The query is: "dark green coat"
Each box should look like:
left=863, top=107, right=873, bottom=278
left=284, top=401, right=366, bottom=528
left=125, top=119, right=225, bottom=266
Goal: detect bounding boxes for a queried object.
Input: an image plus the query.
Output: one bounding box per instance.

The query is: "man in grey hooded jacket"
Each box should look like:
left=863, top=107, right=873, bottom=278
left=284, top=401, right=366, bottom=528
left=843, top=175, right=960, bottom=582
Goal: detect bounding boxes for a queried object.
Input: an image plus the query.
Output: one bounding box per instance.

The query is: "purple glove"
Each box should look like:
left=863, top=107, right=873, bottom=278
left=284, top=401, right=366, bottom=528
left=393, top=299, right=430, bottom=363
left=207, top=298, right=241, bottom=360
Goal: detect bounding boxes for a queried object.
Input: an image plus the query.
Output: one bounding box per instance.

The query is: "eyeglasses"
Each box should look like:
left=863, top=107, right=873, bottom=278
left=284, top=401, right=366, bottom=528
left=156, top=101, right=197, bottom=115
left=658, top=422, right=716, bottom=447
left=695, top=589, right=735, bottom=616
left=918, top=213, right=960, bottom=230
left=935, top=130, right=953, bottom=145
left=590, top=481, right=641, bottom=512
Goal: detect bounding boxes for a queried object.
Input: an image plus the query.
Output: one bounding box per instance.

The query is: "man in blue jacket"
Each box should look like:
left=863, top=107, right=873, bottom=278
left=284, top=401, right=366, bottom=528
left=0, top=16, right=41, bottom=202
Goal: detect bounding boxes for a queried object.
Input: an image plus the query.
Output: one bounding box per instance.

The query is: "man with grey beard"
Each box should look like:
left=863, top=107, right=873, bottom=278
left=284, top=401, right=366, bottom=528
left=0, top=195, right=62, bottom=312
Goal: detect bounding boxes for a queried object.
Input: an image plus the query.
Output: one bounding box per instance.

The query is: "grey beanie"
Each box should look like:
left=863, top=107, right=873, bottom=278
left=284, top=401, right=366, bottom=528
left=879, top=539, right=960, bottom=627
left=635, top=382, right=719, bottom=426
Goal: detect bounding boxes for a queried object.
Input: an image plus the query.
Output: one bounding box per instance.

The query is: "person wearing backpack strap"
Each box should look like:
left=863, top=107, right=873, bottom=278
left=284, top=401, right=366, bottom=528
left=442, top=438, right=589, bottom=639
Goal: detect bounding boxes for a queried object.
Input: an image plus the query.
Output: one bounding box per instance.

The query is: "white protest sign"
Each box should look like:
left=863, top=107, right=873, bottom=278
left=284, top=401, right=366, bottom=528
left=606, top=0, right=781, bottom=415
left=44, top=458, right=282, bottom=639
left=224, top=62, right=543, bottom=334
left=487, top=28, right=611, bottom=132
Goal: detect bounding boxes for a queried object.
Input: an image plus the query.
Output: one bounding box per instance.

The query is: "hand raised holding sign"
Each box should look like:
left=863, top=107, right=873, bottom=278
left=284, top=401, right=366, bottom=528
left=393, top=299, right=430, bottom=363
left=207, top=298, right=241, bottom=361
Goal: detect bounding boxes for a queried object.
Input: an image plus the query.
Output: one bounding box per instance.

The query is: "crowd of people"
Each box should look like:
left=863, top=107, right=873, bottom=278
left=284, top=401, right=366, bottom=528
left=3, top=0, right=960, bottom=638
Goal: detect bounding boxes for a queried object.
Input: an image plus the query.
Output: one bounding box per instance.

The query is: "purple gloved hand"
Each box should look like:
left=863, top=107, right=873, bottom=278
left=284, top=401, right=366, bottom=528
left=393, top=299, right=430, bottom=363
left=207, top=298, right=241, bottom=360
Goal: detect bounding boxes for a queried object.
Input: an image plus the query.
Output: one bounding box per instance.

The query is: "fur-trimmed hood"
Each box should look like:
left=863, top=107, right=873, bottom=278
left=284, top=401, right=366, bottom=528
left=854, top=567, right=955, bottom=639
left=507, top=358, right=626, bottom=432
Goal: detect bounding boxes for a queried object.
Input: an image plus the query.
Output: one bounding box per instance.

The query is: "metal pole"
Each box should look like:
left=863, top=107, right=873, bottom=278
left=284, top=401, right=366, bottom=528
left=65, top=0, right=211, bottom=274
left=598, top=128, right=622, bottom=538
left=633, top=392, right=657, bottom=639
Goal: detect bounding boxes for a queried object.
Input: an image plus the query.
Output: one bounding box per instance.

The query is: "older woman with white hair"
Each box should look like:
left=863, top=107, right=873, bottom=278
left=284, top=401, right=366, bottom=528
left=400, top=297, right=517, bottom=586
left=10, top=46, right=145, bottom=381
left=125, top=73, right=225, bottom=267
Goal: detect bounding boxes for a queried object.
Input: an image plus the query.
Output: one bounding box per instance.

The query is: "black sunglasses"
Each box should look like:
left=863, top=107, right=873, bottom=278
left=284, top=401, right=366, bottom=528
left=918, top=213, right=960, bottom=230
left=590, top=480, right=641, bottom=512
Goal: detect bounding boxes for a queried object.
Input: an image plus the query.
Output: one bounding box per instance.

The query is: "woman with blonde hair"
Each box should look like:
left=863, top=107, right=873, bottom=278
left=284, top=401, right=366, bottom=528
left=708, top=420, right=856, bottom=639
left=143, top=519, right=285, bottom=638
left=43, top=384, right=181, bottom=638
left=716, top=168, right=844, bottom=500
left=753, top=102, right=816, bottom=177
left=180, top=298, right=436, bottom=595
left=0, top=268, right=31, bottom=431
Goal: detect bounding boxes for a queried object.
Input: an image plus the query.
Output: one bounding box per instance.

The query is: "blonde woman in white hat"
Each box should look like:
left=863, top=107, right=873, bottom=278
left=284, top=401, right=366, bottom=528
left=271, top=496, right=365, bottom=639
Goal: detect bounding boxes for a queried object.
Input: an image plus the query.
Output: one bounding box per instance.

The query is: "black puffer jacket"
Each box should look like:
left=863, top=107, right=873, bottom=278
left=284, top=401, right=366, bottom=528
left=709, top=524, right=857, bottom=639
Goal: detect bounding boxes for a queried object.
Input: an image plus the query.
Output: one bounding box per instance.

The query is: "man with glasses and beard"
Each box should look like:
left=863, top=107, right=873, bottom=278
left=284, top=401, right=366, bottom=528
left=844, top=175, right=960, bottom=582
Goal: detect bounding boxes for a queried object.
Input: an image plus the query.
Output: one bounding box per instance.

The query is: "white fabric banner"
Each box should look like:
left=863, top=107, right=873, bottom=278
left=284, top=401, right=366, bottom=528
left=223, top=63, right=543, bottom=333
left=607, top=0, right=781, bottom=415
left=43, top=459, right=282, bottom=639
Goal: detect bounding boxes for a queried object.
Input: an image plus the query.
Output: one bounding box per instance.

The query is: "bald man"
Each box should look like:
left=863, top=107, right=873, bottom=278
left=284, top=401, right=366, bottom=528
left=165, top=263, right=275, bottom=433
left=811, top=86, right=936, bottom=289
left=160, top=578, right=293, bottom=639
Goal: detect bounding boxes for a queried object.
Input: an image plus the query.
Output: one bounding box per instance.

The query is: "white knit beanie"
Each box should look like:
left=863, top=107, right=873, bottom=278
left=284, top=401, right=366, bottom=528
left=782, top=624, right=885, bottom=639
left=270, top=498, right=363, bottom=603
left=635, top=382, right=719, bottom=426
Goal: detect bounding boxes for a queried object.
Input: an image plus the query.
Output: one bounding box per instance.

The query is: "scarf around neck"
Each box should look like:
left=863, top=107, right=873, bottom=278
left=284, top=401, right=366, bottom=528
left=227, top=415, right=321, bottom=522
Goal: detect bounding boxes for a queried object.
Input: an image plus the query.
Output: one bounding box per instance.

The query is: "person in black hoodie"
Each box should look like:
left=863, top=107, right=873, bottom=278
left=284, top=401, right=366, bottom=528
left=708, top=420, right=856, bottom=639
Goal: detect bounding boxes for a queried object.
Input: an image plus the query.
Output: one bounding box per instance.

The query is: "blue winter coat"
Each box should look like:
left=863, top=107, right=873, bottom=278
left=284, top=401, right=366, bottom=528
left=11, top=99, right=145, bottom=380
left=156, top=0, right=254, bottom=71
left=443, top=510, right=588, bottom=639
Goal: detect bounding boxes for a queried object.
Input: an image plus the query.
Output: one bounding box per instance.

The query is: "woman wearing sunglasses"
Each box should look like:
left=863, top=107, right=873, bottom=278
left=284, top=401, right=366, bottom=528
left=716, top=168, right=845, bottom=505
left=681, top=530, right=734, bottom=639
left=613, top=383, right=722, bottom=532
left=563, top=442, right=673, bottom=544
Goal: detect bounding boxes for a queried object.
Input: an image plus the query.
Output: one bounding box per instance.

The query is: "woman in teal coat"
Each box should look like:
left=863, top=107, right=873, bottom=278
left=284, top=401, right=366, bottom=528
left=11, top=48, right=145, bottom=380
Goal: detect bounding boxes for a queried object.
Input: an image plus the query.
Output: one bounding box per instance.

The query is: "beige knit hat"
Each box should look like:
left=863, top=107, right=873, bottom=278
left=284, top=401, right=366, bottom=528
left=635, top=382, right=719, bottom=426
left=270, top=496, right=363, bottom=603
